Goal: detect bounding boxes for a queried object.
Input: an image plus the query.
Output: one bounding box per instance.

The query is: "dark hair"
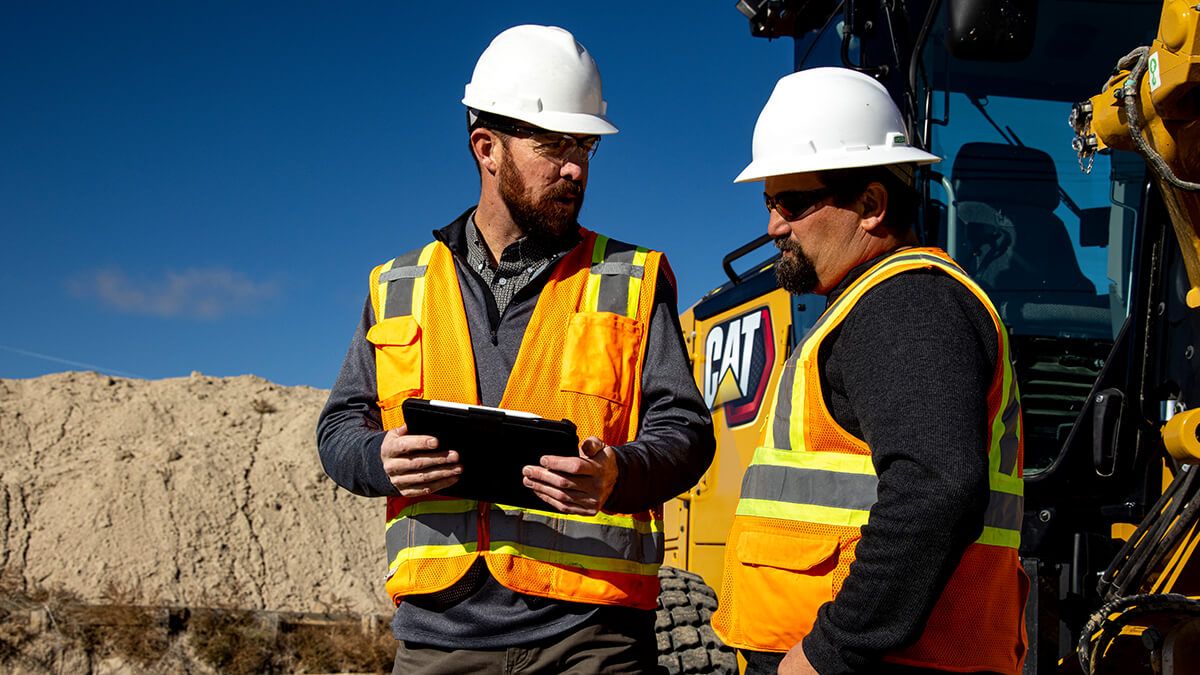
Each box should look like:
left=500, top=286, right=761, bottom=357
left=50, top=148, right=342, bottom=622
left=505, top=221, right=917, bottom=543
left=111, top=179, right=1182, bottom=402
left=466, top=110, right=523, bottom=177
left=816, top=165, right=918, bottom=236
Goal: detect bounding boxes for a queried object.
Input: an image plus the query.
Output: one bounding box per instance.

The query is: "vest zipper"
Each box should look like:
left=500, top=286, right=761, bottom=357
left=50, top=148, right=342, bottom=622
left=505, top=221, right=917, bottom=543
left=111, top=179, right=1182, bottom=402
left=478, top=501, right=490, bottom=553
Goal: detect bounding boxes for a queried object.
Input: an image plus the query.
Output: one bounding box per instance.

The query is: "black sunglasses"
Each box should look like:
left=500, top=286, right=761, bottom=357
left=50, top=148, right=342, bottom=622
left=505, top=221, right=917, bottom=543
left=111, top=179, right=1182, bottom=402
left=483, top=120, right=601, bottom=161
left=763, top=187, right=836, bottom=221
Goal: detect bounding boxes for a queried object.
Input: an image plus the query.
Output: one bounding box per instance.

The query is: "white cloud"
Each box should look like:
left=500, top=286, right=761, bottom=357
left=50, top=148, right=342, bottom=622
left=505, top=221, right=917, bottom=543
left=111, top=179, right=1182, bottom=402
left=69, top=267, right=279, bottom=319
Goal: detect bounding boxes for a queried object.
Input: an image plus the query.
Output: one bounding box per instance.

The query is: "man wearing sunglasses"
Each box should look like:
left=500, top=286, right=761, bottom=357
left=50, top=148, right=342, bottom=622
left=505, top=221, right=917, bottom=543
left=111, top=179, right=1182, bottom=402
left=713, top=68, right=1026, bottom=674
left=317, top=24, right=714, bottom=674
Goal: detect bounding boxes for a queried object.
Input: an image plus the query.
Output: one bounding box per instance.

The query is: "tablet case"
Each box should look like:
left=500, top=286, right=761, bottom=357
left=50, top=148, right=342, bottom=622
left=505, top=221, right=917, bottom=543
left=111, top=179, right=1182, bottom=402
left=400, top=398, right=579, bottom=512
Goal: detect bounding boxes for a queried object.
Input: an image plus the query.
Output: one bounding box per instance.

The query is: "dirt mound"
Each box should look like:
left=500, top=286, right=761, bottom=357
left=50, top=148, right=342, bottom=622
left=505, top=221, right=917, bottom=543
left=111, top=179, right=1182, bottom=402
left=0, top=371, right=386, bottom=615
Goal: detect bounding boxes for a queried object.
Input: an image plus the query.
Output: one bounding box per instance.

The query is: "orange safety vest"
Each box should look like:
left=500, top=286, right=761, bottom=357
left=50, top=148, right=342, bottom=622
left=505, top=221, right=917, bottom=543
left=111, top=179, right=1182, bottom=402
left=713, top=248, right=1028, bottom=673
left=365, top=228, right=665, bottom=610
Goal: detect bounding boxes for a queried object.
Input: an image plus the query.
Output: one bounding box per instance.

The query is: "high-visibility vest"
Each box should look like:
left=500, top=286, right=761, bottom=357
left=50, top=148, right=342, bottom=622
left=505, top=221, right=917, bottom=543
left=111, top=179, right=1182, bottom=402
left=713, top=247, right=1027, bottom=673
left=365, top=228, right=665, bottom=610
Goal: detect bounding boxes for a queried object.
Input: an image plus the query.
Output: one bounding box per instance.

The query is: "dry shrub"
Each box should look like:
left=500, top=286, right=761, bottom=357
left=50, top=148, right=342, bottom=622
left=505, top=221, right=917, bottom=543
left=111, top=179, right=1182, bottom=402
left=0, top=574, right=30, bottom=658
left=282, top=620, right=395, bottom=673
left=67, top=581, right=169, bottom=665
left=0, top=606, right=32, bottom=659
left=188, top=608, right=275, bottom=675
left=0, top=571, right=82, bottom=660
left=3, top=574, right=395, bottom=673
left=2, top=576, right=172, bottom=669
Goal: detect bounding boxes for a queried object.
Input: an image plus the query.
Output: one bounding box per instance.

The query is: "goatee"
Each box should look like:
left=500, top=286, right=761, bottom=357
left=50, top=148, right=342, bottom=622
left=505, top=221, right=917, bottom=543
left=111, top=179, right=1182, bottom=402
left=775, top=236, right=819, bottom=295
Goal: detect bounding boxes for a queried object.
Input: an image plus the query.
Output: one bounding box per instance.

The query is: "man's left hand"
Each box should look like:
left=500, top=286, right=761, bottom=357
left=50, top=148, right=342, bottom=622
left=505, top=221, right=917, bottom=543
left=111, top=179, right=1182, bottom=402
left=522, top=436, right=618, bottom=515
left=779, top=643, right=818, bottom=675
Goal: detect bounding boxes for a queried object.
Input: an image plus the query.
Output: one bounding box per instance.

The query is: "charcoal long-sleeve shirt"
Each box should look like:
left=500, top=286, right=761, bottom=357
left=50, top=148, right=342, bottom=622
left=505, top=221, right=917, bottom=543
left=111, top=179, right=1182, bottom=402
left=317, top=208, right=715, bottom=648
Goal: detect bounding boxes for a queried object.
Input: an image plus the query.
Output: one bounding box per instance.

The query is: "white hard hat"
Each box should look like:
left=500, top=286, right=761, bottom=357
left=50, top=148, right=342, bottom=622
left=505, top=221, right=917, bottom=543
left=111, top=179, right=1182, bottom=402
left=735, top=67, right=940, bottom=183
left=463, top=25, right=617, bottom=136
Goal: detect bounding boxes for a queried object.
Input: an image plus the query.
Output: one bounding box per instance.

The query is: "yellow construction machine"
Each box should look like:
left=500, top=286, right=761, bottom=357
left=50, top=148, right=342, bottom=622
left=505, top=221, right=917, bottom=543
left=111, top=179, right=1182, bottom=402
left=652, top=2, right=1200, bottom=674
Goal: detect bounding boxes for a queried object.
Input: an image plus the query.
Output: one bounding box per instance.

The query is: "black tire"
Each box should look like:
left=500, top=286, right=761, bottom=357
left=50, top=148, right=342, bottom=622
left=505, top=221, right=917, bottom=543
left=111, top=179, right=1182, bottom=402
left=655, top=566, right=738, bottom=674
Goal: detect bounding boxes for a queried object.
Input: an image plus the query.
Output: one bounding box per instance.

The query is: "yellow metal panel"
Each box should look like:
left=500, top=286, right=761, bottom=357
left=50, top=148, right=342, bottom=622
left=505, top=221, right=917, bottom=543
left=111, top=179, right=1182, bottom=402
left=680, top=286, right=794, bottom=595
left=686, top=543, right=730, bottom=601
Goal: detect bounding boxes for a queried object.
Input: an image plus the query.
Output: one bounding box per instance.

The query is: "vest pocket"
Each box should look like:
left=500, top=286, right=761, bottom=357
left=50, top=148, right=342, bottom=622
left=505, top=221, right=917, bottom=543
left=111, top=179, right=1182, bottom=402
left=732, top=530, right=838, bottom=646
left=560, top=311, right=645, bottom=405
left=366, top=316, right=423, bottom=409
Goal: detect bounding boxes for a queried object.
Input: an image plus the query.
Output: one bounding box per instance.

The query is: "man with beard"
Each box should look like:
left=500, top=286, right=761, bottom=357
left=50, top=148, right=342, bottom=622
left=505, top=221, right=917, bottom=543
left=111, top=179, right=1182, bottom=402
left=712, top=68, right=1027, bottom=674
left=317, top=25, right=714, bottom=675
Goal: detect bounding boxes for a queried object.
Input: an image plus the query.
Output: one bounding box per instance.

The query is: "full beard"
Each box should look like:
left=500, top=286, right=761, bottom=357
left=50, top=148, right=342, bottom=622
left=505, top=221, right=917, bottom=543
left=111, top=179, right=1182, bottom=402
left=775, top=236, right=819, bottom=295
left=498, top=156, right=583, bottom=242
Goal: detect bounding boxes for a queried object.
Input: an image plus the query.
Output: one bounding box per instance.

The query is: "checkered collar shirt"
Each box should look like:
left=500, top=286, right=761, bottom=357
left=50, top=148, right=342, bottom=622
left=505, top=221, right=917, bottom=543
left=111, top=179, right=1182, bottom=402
left=464, top=212, right=576, bottom=316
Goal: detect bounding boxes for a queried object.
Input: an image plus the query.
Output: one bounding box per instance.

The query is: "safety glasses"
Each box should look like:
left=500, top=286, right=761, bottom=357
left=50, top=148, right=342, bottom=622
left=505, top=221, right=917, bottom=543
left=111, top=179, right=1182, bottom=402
left=763, top=187, right=836, bottom=221
left=484, top=120, right=601, bottom=162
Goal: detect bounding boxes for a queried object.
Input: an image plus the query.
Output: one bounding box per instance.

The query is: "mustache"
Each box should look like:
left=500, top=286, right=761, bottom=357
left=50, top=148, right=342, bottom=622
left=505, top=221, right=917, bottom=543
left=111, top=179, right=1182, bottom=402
left=547, top=181, right=583, bottom=200
left=775, top=236, right=800, bottom=253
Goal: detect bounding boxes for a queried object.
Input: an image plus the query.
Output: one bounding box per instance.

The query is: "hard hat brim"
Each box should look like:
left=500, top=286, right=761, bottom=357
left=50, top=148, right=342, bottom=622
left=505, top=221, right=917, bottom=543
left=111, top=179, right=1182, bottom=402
left=734, top=147, right=941, bottom=183
left=529, top=110, right=618, bottom=135
left=462, top=97, right=618, bottom=135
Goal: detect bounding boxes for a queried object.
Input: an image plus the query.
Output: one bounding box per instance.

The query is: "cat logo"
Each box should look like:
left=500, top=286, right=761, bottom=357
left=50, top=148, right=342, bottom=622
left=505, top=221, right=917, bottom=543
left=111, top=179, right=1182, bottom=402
left=703, top=306, right=774, bottom=427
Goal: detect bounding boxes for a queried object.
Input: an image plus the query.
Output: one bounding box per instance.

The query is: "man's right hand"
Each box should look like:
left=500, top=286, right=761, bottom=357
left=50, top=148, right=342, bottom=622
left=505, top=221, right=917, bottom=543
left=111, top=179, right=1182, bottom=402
left=380, top=425, right=462, bottom=497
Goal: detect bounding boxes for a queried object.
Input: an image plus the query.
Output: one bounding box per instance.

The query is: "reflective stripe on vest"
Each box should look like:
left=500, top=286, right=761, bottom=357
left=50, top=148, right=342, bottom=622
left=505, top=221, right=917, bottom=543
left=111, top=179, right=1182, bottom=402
left=489, top=506, right=663, bottom=575
left=385, top=500, right=478, bottom=576
left=369, top=229, right=665, bottom=609
left=375, top=242, right=439, bottom=321
left=714, top=247, right=1027, bottom=671
left=737, top=447, right=1023, bottom=548
left=585, top=234, right=650, bottom=316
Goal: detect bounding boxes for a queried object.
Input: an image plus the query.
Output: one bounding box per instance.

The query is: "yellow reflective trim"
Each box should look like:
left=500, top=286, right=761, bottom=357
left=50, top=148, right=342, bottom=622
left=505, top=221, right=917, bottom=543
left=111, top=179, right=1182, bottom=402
left=387, top=499, right=477, bottom=530
left=493, top=505, right=663, bottom=534
left=591, top=234, right=610, bottom=264
left=988, top=336, right=1015, bottom=477
left=387, top=542, right=478, bottom=574
left=488, top=542, right=660, bottom=576
left=375, top=258, right=395, bottom=322
left=760, top=370, right=786, bottom=448
left=751, top=446, right=876, bottom=476
left=582, top=235, right=609, bottom=313
left=990, top=471, right=1024, bottom=496
left=625, top=247, right=649, bottom=318
left=411, top=241, right=439, bottom=320
left=821, top=257, right=934, bottom=327
left=735, top=497, right=870, bottom=528
left=976, top=526, right=1021, bottom=549
left=788, top=361, right=806, bottom=451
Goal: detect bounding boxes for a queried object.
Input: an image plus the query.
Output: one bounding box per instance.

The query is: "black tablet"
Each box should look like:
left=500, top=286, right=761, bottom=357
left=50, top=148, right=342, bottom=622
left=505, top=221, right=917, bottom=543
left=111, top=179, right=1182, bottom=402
left=400, top=398, right=579, bottom=511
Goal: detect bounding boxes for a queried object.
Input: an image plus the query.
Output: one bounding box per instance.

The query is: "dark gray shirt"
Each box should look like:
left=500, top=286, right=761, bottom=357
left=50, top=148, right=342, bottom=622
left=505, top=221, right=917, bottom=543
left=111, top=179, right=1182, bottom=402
left=316, top=207, right=715, bottom=648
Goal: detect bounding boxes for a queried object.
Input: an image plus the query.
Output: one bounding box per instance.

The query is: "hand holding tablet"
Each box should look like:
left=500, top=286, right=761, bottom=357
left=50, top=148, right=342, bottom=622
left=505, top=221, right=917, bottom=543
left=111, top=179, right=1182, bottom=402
left=399, top=398, right=580, bottom=512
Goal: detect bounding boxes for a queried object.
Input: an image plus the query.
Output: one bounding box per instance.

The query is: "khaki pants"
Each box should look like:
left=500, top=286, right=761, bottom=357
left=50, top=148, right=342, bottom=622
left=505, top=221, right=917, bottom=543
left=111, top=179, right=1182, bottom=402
left=392, top=610, right=663, bottom=675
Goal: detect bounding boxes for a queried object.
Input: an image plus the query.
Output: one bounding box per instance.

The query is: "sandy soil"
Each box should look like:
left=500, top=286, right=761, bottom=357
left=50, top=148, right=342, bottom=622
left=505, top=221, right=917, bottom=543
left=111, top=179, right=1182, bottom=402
left=0, top=371, right=387, bottom=615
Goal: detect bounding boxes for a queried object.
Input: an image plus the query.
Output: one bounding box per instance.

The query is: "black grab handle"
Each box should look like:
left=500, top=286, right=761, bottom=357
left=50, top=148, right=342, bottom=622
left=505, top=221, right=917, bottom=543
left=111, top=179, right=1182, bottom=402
left=722, top=233, right=774, bottom=285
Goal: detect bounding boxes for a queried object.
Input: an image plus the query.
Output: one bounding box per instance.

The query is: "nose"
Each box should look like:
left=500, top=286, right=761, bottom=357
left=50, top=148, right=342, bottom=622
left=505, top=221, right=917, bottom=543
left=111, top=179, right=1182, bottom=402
left=559, top=158, right=585, bottom=182
left=766, top=208, right=791, bottom=238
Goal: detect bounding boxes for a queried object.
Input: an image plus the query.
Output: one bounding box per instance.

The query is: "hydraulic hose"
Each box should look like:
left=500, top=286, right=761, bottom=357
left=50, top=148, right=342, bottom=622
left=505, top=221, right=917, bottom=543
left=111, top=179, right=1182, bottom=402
left=1117, top=47, right=1200, bottom=192
left=1076, top=593, right=1200, bottom=673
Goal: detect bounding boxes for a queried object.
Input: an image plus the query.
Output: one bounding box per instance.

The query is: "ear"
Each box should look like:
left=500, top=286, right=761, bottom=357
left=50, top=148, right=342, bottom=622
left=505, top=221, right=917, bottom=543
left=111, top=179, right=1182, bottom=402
left=858, top=182, right=889, bottom=234
left=470, top=128, right=501, bottom=175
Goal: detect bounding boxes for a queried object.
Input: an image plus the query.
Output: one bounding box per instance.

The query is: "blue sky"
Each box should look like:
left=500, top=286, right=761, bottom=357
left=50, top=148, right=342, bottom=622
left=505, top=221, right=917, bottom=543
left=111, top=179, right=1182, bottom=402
left=1, top=3, right=795, bottom=386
